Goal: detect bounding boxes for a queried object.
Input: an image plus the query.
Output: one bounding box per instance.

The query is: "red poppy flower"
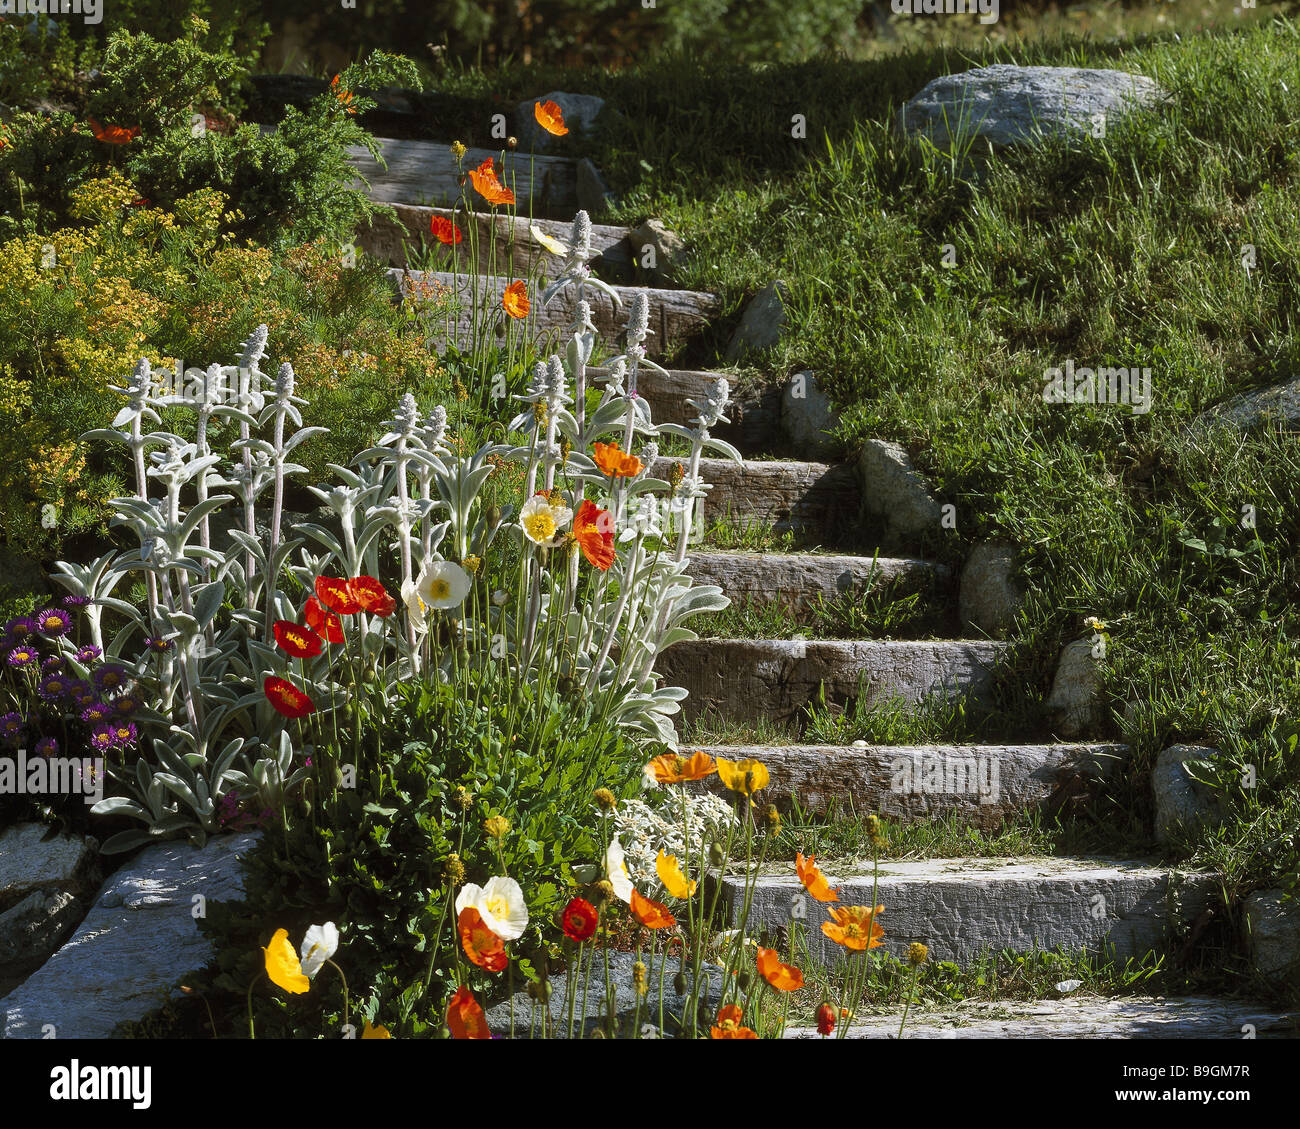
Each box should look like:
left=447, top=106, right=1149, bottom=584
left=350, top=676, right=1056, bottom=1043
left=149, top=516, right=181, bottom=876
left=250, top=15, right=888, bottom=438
left=87, top=117, right=140, bottom=144
left=561, top=897, right=598, bottom=943
left=430, top=214, right=463, bottom=245
left=304, top=595, right=344, bottom=643
left=816, top=1002, right=836, bottom=1036
left=351, top=576, right=396, bottom=617
left=273, top=620, right=324, bottom=659
left=315, top=576, right=360, bottom=615
left=573, top=499, right=615, bottom=571
left=446, top=985, right=491, bottom=1039
left=458, top=907, right=508, bottom=972
left=264, top=676, right=315, bottom=719
left=629, top=888, right=675, bottom=929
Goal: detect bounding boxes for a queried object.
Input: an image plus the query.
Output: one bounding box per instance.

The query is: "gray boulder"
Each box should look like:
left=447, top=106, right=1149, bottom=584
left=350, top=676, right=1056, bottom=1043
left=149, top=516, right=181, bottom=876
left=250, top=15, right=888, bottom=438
left=900, top=64, right=1165, bottom=152
left=857, top=439, right=943, bottom=545
left=4, top=831, right=259, bottom=1038
left=1244, top=889, right=1299, bottom=984
left=0, top=888, right=83, bottom=966
left=959, top=543, right=1023, bottom=639
left=780, top=370, right=837, bottom=458
left=1153, top=744, right=1226, bottom=843
left=0, top=823, right=98, bottom=901
left=1198, top=376, right=1300, bottom=433
left=1045, top=638, right=1105, bottom=738
left=726, top=280, right=790, bottom=361
left=514, top=91, right=606, bottom=151
left=576, top=157, right=616, bottom=216
left=628, top=217, right=685, bottom=284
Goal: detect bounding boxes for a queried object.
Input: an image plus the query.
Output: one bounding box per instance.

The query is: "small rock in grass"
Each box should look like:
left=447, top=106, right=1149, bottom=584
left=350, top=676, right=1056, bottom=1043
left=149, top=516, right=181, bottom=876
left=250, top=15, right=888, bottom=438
left=1044, top=638, right=1105, bottom=738
left=1152, top=744, right=1227, bottom=844
left=959, top=542, right=1023, bottom=639
left=780, top=370, right=837, bottom=459
left=726, top=281, right=790, bottom=361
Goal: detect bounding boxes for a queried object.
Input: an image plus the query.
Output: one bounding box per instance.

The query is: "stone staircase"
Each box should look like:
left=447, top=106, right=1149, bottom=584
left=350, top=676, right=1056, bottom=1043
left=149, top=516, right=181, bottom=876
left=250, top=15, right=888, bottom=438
left=347, top=139, right=1297, bottom=1037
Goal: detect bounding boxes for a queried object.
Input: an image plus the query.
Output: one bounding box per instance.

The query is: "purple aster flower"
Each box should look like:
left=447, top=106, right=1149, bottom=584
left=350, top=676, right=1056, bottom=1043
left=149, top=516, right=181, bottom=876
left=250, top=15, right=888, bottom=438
left=35, top=736, right=58, bottom=757
left=81, top=701, right=113, bottom=726
left=110, top=721, right=139, bottom=749
left=0, top=711, right=24, bottom=744
left=33, top=607, right=74, bottom=638
left=36, top=672, right=72, bottom=701
left=61, top=595, right=91, bottom=610
left=92, top=663, right=128, bottom=693
left=88, top=724, right=115, bottom=754
left=42, top=654, right=66, bottom=673
left=75, top=645, right=102, bottom=664
left=142, top=636, right=172, bottom=653
left=112, top=692, right=141, bottom=717
left=2, top=617, right=36, bottom=644
left=7, top=645, right=38, bottom=669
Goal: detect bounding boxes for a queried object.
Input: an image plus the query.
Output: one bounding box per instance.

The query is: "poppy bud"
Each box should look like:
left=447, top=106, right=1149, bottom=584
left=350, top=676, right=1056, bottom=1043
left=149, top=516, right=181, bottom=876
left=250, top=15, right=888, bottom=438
left=632, top=960, right=648, bottom=997
left=708, top=842, right=725, bottom=868
left=457, top=173, right=467, bottom=188
left=673, top=971, right=688, bottom=995
left=816, top=1002, right=836, bottom=1036
left=527, top=980, right=552, bottom=1002
left=443, top=853, right=466, bottom=886
left=507, top=135, right=517, bottom=150
left=437, top=1024, right=452, bottom=1039
left=487, top=505, right=502, bottom=528
left=737, top=970, right=752, bottom=992
left=592, top=787, right=616, bottom=811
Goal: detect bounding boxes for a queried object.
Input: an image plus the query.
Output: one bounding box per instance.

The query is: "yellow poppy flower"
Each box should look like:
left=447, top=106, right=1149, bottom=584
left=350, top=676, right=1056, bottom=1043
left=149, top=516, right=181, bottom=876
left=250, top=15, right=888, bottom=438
left=656, top=849, right=697, bottom=899
left=263, top=928, right=310, bottom=994
left=715, top=757, right=770, bottom=797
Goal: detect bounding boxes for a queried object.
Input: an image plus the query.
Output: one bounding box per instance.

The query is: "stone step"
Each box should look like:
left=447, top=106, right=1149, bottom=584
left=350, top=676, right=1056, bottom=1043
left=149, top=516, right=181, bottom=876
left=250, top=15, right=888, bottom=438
left=649, top=457, right=861, bottom=538
left=682, top=551, right=947, bottom=613
left=392, top=270, right=720, bottom=358
left=694, top=742, right=1129, bottom=827
left=655, top=638, right=1005, bottom=726
left=347, top=138, right=582, bottom=212
left=785, top=996, right=1300, bottom=1039
left=718, top=856, right=1219, bottom=968
left=358, top=205, right=634, bottom=276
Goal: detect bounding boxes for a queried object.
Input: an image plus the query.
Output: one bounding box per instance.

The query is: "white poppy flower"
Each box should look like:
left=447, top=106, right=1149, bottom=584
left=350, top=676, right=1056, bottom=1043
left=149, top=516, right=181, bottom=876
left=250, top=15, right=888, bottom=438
left=455, top=875, right=529, bottom=941
left=604, top=838, right=634, bottom=904
left=299, top=922, right=338, bottom=979
left=530, top=223, right=568, bottom=257
left=519, top=494, right=573, bottom=547
left=406, top=560, right=472, bottom=618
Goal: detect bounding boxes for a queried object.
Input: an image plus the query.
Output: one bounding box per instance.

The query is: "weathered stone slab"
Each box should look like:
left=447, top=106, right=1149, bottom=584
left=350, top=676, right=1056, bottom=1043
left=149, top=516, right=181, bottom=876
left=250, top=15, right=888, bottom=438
left=682, top=551, right=946, bottom=612
left=857, top=439, right=942, bottom=550
left=655, top=638, right=1005, bottom=725
left=4, top=831, right=260, bottom=1038
left=693, top=742, right=1129, bottom=828
left=0, top=823, right=98, bottom=903
left=599, top=369, right=781, bottom=450
left=650, top=457, right=860, bottom=537
left=0, top=889, right=83, bottom=967
left=394, top=270, right=719, bottom=358
left=719, top=857, right=1218, bottom=967
left=900, top=65, right=1165, bottom=151
left=785, top=996, right=1299, bottom=1039
left=1245, top=889, right=1300, bottom=985
left=357, top=205, right=633, bottom=274
left=348, top=138, right=581, bottom=212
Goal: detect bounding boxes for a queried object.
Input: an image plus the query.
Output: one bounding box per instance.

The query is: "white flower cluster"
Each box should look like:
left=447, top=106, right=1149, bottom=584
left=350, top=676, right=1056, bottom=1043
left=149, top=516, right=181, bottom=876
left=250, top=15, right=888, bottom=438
left=612, top=789, right=735, bottom=889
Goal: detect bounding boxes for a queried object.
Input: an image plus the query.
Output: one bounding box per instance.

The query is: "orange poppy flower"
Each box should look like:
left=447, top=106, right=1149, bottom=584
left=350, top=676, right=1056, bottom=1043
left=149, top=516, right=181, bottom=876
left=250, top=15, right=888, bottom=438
left=87, top=117, right=140, bottom=144
left=446, top=985, right=491, bottom=1039
left=647, top=750, right=715, bottom=784
left=331, top=75, right=356, bottom=114
left=458, top=907, right=508, bottom=972
left=816, top=1002, right=836, bottom=1036
left=534, top=99, right=569, bottom=137
left=795, top=852, right=839, bottom=903
left=821, top=904, right=885, bottom=951
left=591, top=441, right=644, bottom=478
left=469, top=157, right=515, bottom=206
left=562, top=897, right=598, bottom=942
left=429, top=214, right=463, bottom=246
left=273, top=620, right=323, bottom=659
left=502, top=280, right=530, bottom=319
left=315, top=576, right=360, bottom=615
left=304, top=595, right=344, bottom=643
left=264, top=676, right=315, bottom=720
left=573, top=498, right=615, bottom=571
left=710, top=1003, right=757, bottom=1039
left=756, top=947, right=804, bottom=992
left=629, top=888, right=675, bottom=929
left=351, top=576, right=396, bottom=617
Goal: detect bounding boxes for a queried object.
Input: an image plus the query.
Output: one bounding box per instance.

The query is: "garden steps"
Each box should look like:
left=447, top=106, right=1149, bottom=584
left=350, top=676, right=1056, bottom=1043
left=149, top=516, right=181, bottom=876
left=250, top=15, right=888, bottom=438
left=648, top=457, right=862, bottom=539
left=682, top=550, right=947, bottom=612
left=390, top=269, right=720, bottom=358
left=783, top=997, right=1300, bottom=1039
left=358, top=204, right=635, bottom=275
left=692, top=742, right=1129, bottom=826
left=347, top=138, right=582, bottom=212
left=716, top=856, right=1220, bottom=968
left=655, top=638, right=1005, bottom=726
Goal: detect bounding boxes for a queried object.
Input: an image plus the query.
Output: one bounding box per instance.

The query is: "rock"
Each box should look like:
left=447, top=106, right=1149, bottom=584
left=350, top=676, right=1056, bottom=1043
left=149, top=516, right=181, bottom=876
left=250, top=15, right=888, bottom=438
left=959, top=542, right=1023, bottom=639
left=1245, top=889, right=1300, bottom=985
left=3, top=831, right=260, bottom=1038
left=484, top=948, right=722, bottom=1038
left=576, top=157, right=616, bottom=216
left=900, top=64, right=1165, bottom=152
left=0, top=823, right=98, bottom=902
left=514, top=91, right=607, bottom=151
left=726, top=280, right=790, bottom=360
left=0, top=888, right=83, bottom=966
left=1153, top=745, right=1227, bottom=843
left=1198, top=376, right=1300, bottom=433
left=1045, top=638, right=1105, bottom=738
left=857, top=439, right=942, bottom=546
left=780, top=371, right=837, bottom=458
left=628, top=217, right=685, bottom=284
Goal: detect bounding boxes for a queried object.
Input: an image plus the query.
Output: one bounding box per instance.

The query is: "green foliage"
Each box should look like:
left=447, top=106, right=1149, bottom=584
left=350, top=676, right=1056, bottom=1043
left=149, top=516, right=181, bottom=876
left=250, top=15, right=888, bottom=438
left=192, top=672, right=646, bottom=1038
